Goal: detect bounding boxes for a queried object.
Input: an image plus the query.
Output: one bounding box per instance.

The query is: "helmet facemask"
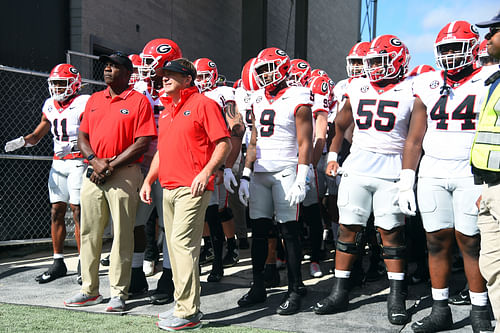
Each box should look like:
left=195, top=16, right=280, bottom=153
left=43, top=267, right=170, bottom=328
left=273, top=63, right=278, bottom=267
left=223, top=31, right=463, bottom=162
left=48, top=78, right=78, bottom=102
left=138, top=55, right=159, bottom=80
left=195, top=71, right=214, bottom=92
left=255, top=61, right=286, bottom=89
left=435, top=40, right=477, bottom=71
left=346, top=57, right=365, bottom=78
left=363, top=49, right=404, bottom=82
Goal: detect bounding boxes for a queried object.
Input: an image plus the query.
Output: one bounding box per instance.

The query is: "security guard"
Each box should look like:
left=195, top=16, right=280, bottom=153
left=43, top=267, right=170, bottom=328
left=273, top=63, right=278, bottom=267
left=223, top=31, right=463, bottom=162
left=472, top=11, right=500, bottom=329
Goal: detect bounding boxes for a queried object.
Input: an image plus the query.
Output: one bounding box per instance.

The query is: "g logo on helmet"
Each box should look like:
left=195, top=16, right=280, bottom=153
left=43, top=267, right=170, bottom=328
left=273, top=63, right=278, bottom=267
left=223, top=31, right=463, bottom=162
left=156, top=44, right=172, bottom=54
left=208, top=61, right=216, bottom=68
left=390, top=38, right=402, bottom=47
left=321, top=82, right=328, bottom=93
left=298, top=62, right=308, bottom=69
left=470, top=25, right=479, bottom=34
left=69, top=67, right=79, bottom=75
left=275, top=49, right=287, bottom=56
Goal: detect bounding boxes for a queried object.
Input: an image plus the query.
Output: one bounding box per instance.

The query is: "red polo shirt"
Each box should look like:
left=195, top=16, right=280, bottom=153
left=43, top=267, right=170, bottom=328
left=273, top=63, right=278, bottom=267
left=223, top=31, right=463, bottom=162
left=158, top=86, right=230, bottom=190
left=80, top=87, right=157, bottom=162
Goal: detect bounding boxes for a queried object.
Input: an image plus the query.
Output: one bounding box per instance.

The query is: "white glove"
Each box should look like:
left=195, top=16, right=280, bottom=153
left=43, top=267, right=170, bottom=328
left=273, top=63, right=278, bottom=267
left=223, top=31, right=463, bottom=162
left=285, top=164, right=309, bottom=206
left=223, top=167, right=238, bottom=194
left=54, top=142, right=74, bottom=158
left=397, top=169, right=417, bottom=216
left=238, top=167, right=252, bottom=206
left=5, top=136, right=28, bottom=152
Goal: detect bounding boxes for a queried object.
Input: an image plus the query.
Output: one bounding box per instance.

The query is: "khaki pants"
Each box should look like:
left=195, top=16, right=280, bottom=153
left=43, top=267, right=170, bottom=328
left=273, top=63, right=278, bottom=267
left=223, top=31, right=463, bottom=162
left=80, top=164, right=142, bottom=299
left=163, top=187, right=211, bottom=318
left=477, top=182, right=500, bottom=331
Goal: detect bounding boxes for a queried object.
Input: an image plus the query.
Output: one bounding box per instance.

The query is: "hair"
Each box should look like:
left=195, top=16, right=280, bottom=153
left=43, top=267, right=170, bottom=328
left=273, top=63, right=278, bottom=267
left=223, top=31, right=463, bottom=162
left=176, top=58, right=197, bottom=86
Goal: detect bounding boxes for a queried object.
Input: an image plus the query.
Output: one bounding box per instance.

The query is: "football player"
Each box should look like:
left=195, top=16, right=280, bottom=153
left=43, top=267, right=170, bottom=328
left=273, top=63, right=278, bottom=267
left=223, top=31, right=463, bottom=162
left=237, top=47, right=313, bottom=315
left=5, top=64, right=89, bottom=284
left=315, top=35, right=413, bottom=326
left=398, top=21, right=494, bottom=332
left=193, top=57, right=245, bottom=282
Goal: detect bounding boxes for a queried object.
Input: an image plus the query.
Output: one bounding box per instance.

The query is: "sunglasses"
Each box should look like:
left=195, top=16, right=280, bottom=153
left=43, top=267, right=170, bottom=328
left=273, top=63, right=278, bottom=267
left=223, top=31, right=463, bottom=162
left=485, top=26, right=500, bottom=40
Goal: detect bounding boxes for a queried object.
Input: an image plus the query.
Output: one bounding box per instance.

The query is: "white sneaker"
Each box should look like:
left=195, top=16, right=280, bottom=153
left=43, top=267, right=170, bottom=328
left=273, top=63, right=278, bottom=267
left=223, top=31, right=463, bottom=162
left=143, top=260, right=155, bottom=277
left=310, top=262, right=323, bottom=278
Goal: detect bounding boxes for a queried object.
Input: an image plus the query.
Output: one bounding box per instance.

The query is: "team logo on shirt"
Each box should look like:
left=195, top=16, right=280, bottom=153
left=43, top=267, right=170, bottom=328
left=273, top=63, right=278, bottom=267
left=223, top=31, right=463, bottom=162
left=360, top=85, right=369, bottom=93
left=244, top=96, right=250, bottom=103
left=183, top=110, right=191, bottom=116
left=256, top=96, right=263, bottom=103
left=429, top=80, right=440, bottom=89
left=120, top=109, right=129, bottom=115
left=47, top=105, right=54, bottom=113
left=156, top=44, right=172, bottom=54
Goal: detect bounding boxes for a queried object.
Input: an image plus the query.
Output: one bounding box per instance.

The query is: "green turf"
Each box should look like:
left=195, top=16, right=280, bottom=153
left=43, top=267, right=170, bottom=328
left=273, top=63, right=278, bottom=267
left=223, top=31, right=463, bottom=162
left=0, top=303, right=288, bottom=332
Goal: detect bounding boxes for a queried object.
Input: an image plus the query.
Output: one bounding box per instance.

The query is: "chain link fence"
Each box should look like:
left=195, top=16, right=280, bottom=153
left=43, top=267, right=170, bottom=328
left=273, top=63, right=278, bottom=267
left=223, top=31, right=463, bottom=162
left=0, top=54, right=106, bottom=245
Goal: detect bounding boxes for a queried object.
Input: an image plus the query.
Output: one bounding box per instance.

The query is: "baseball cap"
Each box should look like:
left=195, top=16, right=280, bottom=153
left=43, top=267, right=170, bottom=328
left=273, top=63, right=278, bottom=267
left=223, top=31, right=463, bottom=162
left=99, top=52, right=133, bottom=72
left=476, top=10, right=500, bottom=28
left=162, top=59, right=197, bottom=82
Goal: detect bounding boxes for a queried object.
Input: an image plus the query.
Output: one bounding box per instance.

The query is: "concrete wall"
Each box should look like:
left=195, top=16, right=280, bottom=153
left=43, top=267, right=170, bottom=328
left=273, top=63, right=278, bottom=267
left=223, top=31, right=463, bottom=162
left=71, top=0, right=359, bottom=82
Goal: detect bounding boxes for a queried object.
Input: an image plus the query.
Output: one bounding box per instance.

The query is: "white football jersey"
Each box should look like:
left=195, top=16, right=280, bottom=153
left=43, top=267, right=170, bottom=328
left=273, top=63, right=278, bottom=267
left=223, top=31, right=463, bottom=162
left=234, top=86, right=256, bottom=146
left=413, top=66, right=496, bottom=177
left=42, top=95, right=89, bottom=158
left=333, top=78, right=351, bottom=118
left=251, top=86, right=313, bottom=172
left=343, top=77, right=414, bottom=179
left=204, top=86, right=235, bottom=109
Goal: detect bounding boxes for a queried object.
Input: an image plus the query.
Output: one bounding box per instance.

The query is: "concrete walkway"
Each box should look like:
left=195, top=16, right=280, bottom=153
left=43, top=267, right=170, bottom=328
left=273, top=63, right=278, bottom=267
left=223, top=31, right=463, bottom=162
left=0, top=242, right=494, bottom=332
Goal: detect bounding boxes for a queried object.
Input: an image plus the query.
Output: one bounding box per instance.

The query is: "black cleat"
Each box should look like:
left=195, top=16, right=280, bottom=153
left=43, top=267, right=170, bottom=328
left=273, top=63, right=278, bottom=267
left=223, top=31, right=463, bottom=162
left=411, top=301, right=452, bottom=332
left=222, top=248, right=239, bottom=268
left=36, top=259, right=67, bottom=284
left=276, top=292, right=301, bottom=315
left=387, top=279, right=409, bottom=325
left=207, top=268, right=223, bottom=282
left=313, top=277, right=349, bottom=315
left=199, top=246, right=214, bottom=265
left=100, top=255, right=110, bottom=267
left=237, top=285, right=267, bottom=307
left=448, top=288, right=470, bottom=305
left=149, top=268, right=174, bottom=305
left=470, top=305, right=493, bottom=333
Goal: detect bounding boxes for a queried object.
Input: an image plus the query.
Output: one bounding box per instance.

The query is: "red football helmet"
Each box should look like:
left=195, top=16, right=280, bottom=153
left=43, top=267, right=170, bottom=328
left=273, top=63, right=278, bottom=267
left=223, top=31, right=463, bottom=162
left=48, top=64, right=81, bottom=101
left=139, top=38, right=182, bottom=79
left=363, top=35, right=410, bottom=82
left=434, top=20, right=479, bottom=72
left=310, top=69, right=328, bottom=78
left=241, top=57, right=259, bottom=91
left=193, top=58, right=218, bottom=92
left=254, top=47, right=290, bottom=89
left=287, top=59, right=312, bottom=87
left=346, top=41, right=370, bottom=78
left=408, top=65, right=435, bottom=77
left=233, top=79, right=242, bottom=89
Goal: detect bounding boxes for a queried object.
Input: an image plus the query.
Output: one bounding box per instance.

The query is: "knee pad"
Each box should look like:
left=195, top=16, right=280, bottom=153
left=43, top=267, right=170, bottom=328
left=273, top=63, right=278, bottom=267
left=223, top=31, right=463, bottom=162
left=382, top=246, right=406, bottom=260
left=219, top=207, right=233, bottom=222
left=279, top=221, right=301, bottom=240
left=336, top=229, right=365, bottom=255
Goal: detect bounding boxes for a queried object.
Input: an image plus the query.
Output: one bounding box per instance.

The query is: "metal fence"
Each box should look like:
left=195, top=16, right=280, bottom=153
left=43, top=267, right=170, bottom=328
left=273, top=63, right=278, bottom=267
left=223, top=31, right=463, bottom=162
left=0, top=55, right=106, bottom=245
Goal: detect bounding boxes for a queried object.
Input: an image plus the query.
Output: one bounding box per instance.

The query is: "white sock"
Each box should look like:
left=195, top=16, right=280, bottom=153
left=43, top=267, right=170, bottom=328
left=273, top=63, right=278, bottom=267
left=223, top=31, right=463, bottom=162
left=334, top=269, right=351, bottom=278
left=469, top=291, right=488, bottom=306
left=53, top=253, right=64, bottom=259
left=387, top=272, right=405, bottom=280
left=132, top=252, right=144, bottom=268
left=432, top=287, right=449, bottom=301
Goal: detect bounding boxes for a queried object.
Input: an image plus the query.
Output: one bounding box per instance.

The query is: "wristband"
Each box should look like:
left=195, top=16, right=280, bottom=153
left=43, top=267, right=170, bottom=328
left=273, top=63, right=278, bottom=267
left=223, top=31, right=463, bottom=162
left=296, top=164, right=309, bottom=184
left=87, top=153, right=96, bottom=161
left=327, top=152, right=338, bottom=163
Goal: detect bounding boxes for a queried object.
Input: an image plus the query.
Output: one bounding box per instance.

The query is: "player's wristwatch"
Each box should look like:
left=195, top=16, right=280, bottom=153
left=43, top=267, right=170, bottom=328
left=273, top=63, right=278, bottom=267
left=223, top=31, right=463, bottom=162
left=87, top=153, right=96, bottom=161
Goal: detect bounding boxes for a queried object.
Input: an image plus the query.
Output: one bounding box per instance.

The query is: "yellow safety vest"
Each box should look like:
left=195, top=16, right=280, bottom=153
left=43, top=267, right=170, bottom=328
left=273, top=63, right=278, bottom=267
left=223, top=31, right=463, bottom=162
left=471, top=78, right=500, bottom=172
